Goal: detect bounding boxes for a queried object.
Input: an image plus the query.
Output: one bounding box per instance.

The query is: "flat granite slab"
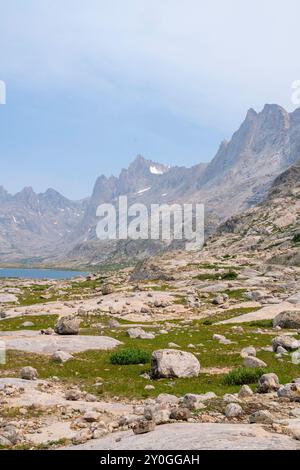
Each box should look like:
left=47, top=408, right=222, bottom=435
left=218, top=301, right=300, bottom=324
left=0, top=378, right=134, bottom=416
left=66, top=422, right=300, bottom=450
left=0, top=378, right=47, bottom=390
left=0, top=330, right=122, bottom=354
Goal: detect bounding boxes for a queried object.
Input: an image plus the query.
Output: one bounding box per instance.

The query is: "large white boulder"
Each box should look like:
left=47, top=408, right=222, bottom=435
left=55, top=315, right=81, bottom=335
left=52, top=350, right=74, bottom=363
left=243, top=356, right=267, bottom=368
left=273, top=311, right=300, bottom=329
left=20, top=366, right=38, bottom=381
left=257, top=373, right=280, bottom=393
left=151, top=349, right=200, bottom=379
left=127, top=327, right=155, bottom=339
left=272, top=335, right=300, bottom=352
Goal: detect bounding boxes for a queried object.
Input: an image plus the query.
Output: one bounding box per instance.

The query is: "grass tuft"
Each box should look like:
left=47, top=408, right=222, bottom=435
left=221, top=270, right=238, bottom=280
left=292, top=233, right=300, bottom=244
left=248, top=320, right=273, bottom=328
left=222, top=367, right=266, bottom=386
left=110, top=348, right=151, bottom=365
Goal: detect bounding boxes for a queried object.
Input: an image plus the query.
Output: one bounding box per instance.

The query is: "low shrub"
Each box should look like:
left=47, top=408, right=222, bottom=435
left=221, top=270, right=238, bottom=280
left=222, top=367, right=266, bottom=386
left=248, top=319, right=273, bottom=328
left=292, top=233, right=300, bottom=244
left=110, top=348, right=151, bottom=365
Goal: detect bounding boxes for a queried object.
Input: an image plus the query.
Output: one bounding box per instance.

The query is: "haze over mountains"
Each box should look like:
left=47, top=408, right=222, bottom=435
left=1, top=103, right=300, bottom=266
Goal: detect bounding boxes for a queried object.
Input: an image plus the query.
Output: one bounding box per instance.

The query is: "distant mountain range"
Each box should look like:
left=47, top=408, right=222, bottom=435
left=1, top=104, right=300, bottom=266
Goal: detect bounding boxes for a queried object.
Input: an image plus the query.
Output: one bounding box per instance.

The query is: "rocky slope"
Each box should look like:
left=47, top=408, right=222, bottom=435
left=213, top=159, right=300, bottom=266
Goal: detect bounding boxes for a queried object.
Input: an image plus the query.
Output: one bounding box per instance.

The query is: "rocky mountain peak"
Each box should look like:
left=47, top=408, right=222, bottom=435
left=117, top=155, right=170, bottom=195
left=128, top=154, right=149, bottom=170
left=200, top=104, right=297, bottom=189
left=41, top=188, right=72, bottom=210
left=261, top=103, right=287, bottom=115
left=0, top=186, right=9, bottom=201
left=13, top=187, right=37, bottom=206
left=258, top=103, right=290, bottom=131
left=126, top=154, right=169, bottom=177
left=44, top=187, right=63, bottom=198
left=245, top=107, right=258, bottom=121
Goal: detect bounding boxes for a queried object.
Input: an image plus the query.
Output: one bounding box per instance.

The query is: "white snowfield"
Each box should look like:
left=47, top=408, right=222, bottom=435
left=150, top=165, right=164, bottom=175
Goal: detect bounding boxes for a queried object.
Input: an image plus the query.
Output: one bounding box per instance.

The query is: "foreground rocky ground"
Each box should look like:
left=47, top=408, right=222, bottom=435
left=1, top=241, right=300, bottom=449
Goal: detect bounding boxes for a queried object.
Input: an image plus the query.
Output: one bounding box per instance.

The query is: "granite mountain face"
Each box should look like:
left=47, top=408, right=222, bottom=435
left=193, top=104, right=300, bottom=218
left=214, top=158, right=300, bottom=267
left=1, top=104, right=300, bottom=265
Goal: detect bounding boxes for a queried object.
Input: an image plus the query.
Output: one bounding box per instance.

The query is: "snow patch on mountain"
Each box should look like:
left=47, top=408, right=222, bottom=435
left=150, top=165, right=165, bottom=175
left=136, top=187, right=151, bottom=195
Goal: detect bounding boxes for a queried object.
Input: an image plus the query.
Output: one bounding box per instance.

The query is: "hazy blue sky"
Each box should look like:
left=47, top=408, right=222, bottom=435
left=1, top=0, right=300, bottom=199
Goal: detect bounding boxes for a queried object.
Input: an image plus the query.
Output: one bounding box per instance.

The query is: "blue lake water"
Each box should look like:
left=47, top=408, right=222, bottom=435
left=0, top=268, right=88, bottom=280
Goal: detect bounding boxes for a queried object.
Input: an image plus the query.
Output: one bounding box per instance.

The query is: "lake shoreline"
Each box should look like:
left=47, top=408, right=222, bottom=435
left=0, top=267, right=88, bottom=280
